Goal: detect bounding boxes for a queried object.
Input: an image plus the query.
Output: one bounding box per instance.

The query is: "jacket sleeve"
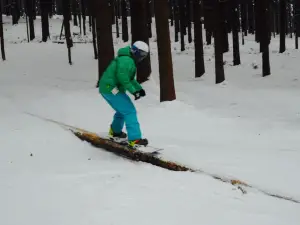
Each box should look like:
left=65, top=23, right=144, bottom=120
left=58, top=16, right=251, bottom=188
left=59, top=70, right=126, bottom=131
left=116, top=57, right=137, bottom=94
left=132, top=79, right=142, bottom=91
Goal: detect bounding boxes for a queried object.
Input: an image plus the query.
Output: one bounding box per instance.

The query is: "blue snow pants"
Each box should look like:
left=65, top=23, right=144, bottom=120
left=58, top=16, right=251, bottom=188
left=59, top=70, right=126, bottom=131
left=101, top=93, right=142, bottom=141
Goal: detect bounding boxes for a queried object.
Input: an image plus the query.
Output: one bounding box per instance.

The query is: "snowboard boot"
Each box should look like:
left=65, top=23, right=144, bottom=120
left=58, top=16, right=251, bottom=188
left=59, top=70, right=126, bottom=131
left=128, top=138, right=148, bottom=148
left=109, top=127, right=127, bottom=139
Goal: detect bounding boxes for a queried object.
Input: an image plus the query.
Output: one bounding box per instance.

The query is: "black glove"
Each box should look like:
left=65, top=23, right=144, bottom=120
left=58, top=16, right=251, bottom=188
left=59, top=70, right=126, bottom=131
left=133, top=89, right=146, bottom=100
left=139, top=89, right=146, bottom=97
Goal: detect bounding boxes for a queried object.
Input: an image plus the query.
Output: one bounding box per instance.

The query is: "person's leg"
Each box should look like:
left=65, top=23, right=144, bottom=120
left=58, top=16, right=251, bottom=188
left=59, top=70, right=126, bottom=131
left=111, top=111, right=124, bottom=133
left=101, top=93, right=125, bottom=134
left=120, top=94, right=142, bottom=141
left=102, top=93, right=142, bottom=141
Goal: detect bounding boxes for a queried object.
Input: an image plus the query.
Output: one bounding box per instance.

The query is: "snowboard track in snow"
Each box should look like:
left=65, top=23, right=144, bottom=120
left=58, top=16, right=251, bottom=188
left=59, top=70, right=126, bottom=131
left=24, top=112, right=300, bottom=205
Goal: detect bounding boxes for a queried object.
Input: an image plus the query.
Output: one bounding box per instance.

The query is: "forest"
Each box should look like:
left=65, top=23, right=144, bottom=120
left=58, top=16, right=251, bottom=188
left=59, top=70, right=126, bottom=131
left=1, top=1, right=300, bottom=223
left=1, top=0, right=300, bottom=102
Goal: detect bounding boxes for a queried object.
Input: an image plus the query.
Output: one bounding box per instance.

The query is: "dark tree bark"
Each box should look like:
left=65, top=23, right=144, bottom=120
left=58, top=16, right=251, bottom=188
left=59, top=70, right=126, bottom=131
left=121, top=0, right=129, bottom=42
left=232, top=0, right=240, bottom=66
left=154, top=0, right=176, bottom=102
left=254, top=0, right=261, bottom=43
left=72, top=0, right=79, bottom=26
left=81, top=0, right=87, bottom=35
left=259, top=0, right=271, bottom=76
left=95, top=0, right=115, bottom=85
left=110, top=0, right=115, bottom=24
left=25, top=0, right=35, bottom=40
left=62, top=0, right=73, bottom=65
left=130, top=0, right=151, bottom=83
left=11, top=0, right=20, bottom=25
left=220, top=1, right=229, bottom=53
left=295, top=0, right=300, bottom=49
left=206, top=30, right=212, bottom=45
left=241, top=2, right=248, bottom=36
left=115, top=0, right=120, bottom=38
left=213, top=0, right=225, bottom=84
left=203, top=0, right=214, bottom=45
left=174, top=0, right=179, bottom=42
left=0, top=0, right=6, bottom=60
left=279, top=0, right=286, bottom=53
left=169, top=0, right=174, bottom=26
left=40, top=0, right=51, bottom=42
left=179, top=0, right=185, bottom=51
left=92, top=17, right=98, bottom=59
left=248, top=0, right=254, bottom=34
left=147, top=0, right=153, bottom=38
left=186, top=0, right=192, bottom=43
left=193, top=0, right=205, bottom=77
left=33, top=0, right=36, bottom=19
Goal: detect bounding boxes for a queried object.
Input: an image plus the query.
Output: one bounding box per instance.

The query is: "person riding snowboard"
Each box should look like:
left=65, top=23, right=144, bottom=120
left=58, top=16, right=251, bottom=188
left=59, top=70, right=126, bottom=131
left=99, top=41, right=149, bottom=147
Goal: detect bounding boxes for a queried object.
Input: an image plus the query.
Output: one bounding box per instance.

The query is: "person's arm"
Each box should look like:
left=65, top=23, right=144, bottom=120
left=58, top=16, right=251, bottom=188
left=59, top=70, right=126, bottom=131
left=116, top=58, right=137, bottom=94
left=132, top=79, right=142, bottom=91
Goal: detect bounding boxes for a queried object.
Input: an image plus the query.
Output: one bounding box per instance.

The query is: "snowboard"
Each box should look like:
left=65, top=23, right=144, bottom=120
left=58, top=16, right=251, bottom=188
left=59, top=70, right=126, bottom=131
left=98, top=133, right=163, bottom=155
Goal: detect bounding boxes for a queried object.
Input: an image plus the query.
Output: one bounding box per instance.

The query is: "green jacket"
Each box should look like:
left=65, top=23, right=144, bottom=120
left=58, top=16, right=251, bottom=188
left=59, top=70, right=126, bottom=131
left=99, top=46, right=142, bottom=94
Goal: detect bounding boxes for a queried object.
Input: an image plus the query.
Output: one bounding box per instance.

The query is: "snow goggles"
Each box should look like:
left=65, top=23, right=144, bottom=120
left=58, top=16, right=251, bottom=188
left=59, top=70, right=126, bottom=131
left=131, top=45, right=148, bottom=62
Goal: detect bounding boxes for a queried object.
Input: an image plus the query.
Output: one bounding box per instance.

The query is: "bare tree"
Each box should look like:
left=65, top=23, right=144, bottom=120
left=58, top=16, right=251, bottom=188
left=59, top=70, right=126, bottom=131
left=62, top=0, right=73, bottom=64
left=25, top=0, right=35, bottom=41
left=121, top=0, right=129, bottom=42
left=130, top=0, right=151, bottom=83
left=95, top=0, right=115, bottom=85
left=213, top=0, right=225, bottom=84
left=154, top=0, right=176, bottom=102
left=0, top=0, right=6, bottom=60
left=232, top=0, right=241, bottom=65
left=279, top=0, right=286, bottom=53
left=193, top=0, right=205, bottom=77
left=40, top=0, right=51, bottom=42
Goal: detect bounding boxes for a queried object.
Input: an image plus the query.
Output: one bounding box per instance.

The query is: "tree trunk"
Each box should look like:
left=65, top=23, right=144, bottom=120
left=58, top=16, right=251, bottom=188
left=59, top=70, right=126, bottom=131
left=95, top=0, right=115, bottom=85
left=130, top=0, right=151, bottom=83
left=260, top=0, right=271, bottom=76
left=279, top=0, right=286, bottom=53
left=179, top=0, right=185, bottom=51
left=169, top=0, right=174, bottom=26
left=174, top=0, right=179, bottom=42
left=72, top=0, right=79, bottom=26
left=92, top=17, right=98, bottom=59
left=248, top=0, right=254, bottom=34
left=0, top=0, right=6, bottom=60
left=121, top=0, right=129, bottom=42
left=193, top=0, right=205, bottom=77
left=154, top=0, right=176, bottom=102
left=11, top=0, right=20, bottom=25
left=232, top=0, right=240, bottom=66
left=115, top=0, right=120, bottom=38
left=62, top=0, right=73, bottom=65
left=81, top=0, right=87, bottom=35
left=147, top=0, right=152, bottom=38
left=186, top=0, right=192, bottom=43
left=25, top=0, right=35, bottom=40
left=214, top=0, right=225, bottom=84
left=40, top=0, right=50, bottom=42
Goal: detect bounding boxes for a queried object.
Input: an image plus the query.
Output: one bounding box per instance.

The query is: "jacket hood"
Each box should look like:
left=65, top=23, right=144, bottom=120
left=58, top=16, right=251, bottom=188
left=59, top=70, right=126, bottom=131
left=117, top=46, right=132, bottom=57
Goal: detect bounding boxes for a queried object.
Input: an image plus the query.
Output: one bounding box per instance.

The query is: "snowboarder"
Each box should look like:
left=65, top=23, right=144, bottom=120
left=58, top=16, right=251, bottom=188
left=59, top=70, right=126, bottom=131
left=99, top=41, right=149, bottom=147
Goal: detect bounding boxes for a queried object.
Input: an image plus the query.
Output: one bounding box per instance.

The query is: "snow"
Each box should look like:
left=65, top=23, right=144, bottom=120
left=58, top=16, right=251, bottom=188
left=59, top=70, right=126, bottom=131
left=1, top=16, right=300, bottom=225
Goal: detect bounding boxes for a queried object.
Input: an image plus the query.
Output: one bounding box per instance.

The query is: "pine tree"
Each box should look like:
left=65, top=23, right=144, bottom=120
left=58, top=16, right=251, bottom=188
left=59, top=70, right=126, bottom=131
left=279, top=0, right=286, bottom=53
left=130, top=0, right=151, bottom=83
left=231, top=0, right=241, bottom=65
left=193, top=0, right=205, bottom=77
left=95, top=0, right=115, bottom=84
left=154, top=0, right=176, bottom=101
left=0, top=0, right=6, bottom=60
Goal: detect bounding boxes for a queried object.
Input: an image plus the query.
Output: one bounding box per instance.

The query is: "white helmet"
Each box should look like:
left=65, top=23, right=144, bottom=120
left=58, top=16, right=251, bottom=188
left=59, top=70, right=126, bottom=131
left=131, top=41, right=149, bottom=63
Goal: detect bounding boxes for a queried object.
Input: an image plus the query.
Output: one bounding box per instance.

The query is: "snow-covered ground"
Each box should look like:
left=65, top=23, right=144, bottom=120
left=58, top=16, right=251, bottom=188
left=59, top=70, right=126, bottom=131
left=1, top=16, right=300, bottom=225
